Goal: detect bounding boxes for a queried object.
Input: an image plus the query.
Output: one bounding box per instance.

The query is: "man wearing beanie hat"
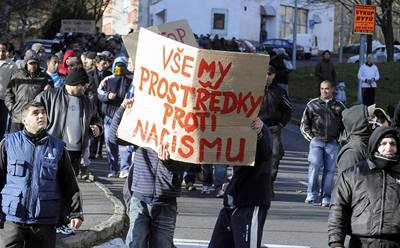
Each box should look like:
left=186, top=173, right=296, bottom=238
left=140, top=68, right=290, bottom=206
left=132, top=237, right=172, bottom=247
left=35, top=67, right=102, bottom=176
left=35, top=67, right=102, bottom=235
left=329, top=126, right=400, bottom=247
left=5, top=49, right=53, bottom=132
left=31, top=43, right=47, bottom=69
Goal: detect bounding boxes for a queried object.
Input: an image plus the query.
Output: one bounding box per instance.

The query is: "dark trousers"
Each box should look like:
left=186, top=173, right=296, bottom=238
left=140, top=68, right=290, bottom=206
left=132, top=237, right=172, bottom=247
left=0, top=221, right=56, bottom=248
left=184, top=165, right=197, bottom=184
left=209, top=206, right=268, bottom=248
left=202, top=164, right=213, bottom=186
left=0, top=100, right=8, bottom=140
left=9, top=123, right=24, bottom=133
left=362, top=87, right=375, bottom=106
left=349, top=236, right=400, bottom=248
left=269, top=126, right=284, bottom=184
left=67, top=150, right=82, bottom=176
left=90, top=134, right=104, bottom=157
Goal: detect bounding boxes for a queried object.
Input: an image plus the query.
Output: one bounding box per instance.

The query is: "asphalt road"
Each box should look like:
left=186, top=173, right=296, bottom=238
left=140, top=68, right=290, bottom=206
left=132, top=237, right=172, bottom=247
left=93, top=123, right=330, bottom=248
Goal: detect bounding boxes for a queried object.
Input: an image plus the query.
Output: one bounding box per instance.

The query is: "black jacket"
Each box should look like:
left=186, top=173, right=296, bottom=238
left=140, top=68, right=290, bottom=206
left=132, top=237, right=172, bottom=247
left=223, top=124, right=273, bottom=208
left=258, top=83, right=292, bottom=127
left=300, top=97, right=345, bottom=142
left=270, top=54, right=291, bottom=85
left=392, top=100, right=400, bottom=128
left=328, top=127, right=400, bottom=247
left=314, top=59, right=337, bottom=85
left=35, top=87, right=103, bottom=153
left=5, top=68, right=53, bottom=123
left=336, top=105, right=371, bottom=173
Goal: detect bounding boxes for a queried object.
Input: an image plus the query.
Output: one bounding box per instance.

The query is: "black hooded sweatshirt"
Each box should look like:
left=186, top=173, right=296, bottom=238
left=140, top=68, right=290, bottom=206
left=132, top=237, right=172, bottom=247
left=336, top=105, right=372, bottom=173
left=328, top=127, right=400, bottom=247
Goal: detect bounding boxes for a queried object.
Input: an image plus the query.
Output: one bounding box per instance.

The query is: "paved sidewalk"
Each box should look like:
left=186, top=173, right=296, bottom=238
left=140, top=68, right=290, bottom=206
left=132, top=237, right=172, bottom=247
left=55, top=162, right=126, bottom=248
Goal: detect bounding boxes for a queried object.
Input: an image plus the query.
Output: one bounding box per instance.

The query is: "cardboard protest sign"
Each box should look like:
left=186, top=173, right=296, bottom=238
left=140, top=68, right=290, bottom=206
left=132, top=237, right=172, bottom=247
left=118, top=28, right=269, bottom=166
left=60, top=19, right=96, bottom=34
left=353, top=5, right=376, bottom=34
left=122, top=19, right=198, bottom=67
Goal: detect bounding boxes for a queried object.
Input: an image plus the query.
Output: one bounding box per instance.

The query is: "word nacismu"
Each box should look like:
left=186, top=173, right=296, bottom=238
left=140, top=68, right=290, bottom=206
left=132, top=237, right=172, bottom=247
left=132, top=118, right=247, bottom=162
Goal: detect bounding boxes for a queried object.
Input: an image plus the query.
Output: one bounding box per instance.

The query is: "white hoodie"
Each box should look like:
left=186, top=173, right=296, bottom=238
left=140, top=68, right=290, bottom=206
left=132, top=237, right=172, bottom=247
left=358, top=63, right=380, bottom=88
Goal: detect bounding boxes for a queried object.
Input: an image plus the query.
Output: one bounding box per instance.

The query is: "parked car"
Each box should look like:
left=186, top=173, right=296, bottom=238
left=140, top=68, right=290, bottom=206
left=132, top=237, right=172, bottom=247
left=285, top=33, right=318, bottom=59
left=343, top=40, right=384, bottom=54
left=347, top=45, right=400, bottom=63
left=260, top=39, right=304, bottom=59
left=236, top=39, right=257, bottom=53
left=22, top=39, right=60, bottom=57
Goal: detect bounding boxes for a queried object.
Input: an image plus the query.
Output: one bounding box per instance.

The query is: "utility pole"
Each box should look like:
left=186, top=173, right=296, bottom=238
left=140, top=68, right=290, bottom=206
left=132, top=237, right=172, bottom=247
left=292, top=0, right=298, bottom=70
left=357, top=0, right=367, bottom=103
left=339, top=2, right=344, bottom=63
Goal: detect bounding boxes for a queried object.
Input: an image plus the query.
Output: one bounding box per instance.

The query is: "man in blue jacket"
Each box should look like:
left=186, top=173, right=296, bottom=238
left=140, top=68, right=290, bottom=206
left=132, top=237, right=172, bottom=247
left=97, top=56, right=132, bottom=178
left=0, top=101, right=83, bottom=248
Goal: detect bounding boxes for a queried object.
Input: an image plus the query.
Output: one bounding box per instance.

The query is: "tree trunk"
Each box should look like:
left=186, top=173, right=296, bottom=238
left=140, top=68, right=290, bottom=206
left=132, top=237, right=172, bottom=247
left=367, top=0, right=372, bottom=54
left=0, top=2, right=12, bottom=41
left=380, top=0, right=395, bottom=62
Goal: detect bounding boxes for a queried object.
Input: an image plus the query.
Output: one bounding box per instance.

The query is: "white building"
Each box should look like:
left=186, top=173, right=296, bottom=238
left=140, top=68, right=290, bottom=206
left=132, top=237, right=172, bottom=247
left=149, top=0, right=335, bottom=51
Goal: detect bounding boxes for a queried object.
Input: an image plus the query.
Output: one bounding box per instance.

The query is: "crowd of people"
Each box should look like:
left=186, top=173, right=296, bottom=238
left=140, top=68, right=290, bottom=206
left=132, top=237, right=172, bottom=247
left=0, top=31, right=399, bottom=248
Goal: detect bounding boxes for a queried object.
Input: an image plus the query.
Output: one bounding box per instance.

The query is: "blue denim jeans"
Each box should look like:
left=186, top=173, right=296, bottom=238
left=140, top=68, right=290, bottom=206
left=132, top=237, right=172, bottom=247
left=214, top=165, right=228, bottom=192
left=104, top=116, right=132, bottom=172
left=202, top=164, right=227, bottom=192
left=125, top=196, right=177, bottom=248
left=306, top=138, right=339, bottom=204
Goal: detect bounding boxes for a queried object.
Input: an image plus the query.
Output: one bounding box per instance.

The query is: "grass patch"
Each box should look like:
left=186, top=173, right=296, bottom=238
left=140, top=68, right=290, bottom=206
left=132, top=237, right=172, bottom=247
left=289, top=62, right=400, bottom=108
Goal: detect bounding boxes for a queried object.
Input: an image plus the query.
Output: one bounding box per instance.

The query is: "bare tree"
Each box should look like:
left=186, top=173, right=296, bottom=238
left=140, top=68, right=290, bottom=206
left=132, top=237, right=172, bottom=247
left=337, top=0, right=399, bottom=61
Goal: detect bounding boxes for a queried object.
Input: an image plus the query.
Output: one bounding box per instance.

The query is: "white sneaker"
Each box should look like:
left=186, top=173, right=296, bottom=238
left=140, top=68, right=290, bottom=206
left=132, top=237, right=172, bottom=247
left=56, top=225, right=74, bottom=235
left=201, top=186, right=210, bottom=194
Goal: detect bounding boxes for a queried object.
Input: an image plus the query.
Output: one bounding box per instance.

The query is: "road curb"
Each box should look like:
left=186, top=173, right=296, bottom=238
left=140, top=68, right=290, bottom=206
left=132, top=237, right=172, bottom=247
left=56, top=182, right=127, bottom=248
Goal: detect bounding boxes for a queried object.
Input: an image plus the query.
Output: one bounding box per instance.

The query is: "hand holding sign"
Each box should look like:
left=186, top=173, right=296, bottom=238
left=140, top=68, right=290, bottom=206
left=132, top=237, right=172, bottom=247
left=108, top=92, right=117, bottom=100
left=122, top=98, right=134, bottom=109
left=251, top=117, right=264, bottom=135
left=158, top=144, right=171, bottom=161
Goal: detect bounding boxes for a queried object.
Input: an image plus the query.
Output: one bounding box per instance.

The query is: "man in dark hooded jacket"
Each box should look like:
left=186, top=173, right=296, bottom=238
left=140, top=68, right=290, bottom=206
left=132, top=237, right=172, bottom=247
left=328, top=126, right=400, bottom=247
left=258, top=65, right=291, bottom=196
left=209, top=117, right=272, bottom=248
left=5, top=50, right=53, bottom=132
left=336, top=104, right=372, bottom=174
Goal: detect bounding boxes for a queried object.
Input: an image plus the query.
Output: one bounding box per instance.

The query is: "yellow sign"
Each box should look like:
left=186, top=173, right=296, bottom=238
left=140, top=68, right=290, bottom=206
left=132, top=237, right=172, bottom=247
left=353, top=5, right=376, bottom=34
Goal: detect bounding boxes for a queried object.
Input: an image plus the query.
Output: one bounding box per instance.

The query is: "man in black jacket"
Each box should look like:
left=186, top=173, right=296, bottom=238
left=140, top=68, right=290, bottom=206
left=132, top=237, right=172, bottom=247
left=208, top=117, right=272, bottom=248
left=5, top=50, right=53, bottom=132
left=328, top=126, right=400, bottom=247
left=258, top=65, right=291, bottom=197
left=336, top=104, right=372, bottom=174
left=314, top=50, right=337, bottom=88
left=300, top=80, right=345, bottom=207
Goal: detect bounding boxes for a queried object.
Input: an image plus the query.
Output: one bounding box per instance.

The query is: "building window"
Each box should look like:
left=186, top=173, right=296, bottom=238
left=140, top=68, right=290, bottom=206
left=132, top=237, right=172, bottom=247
left=213, top=13, right=225, bottom=30
left=280, top=5, right=308, bottom=38
left=211, top=9, right=228, bottom=35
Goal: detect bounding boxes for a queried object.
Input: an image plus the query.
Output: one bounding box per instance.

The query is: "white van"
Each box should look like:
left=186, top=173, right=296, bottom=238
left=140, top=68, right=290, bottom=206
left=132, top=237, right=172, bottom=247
left=285, top=33, right=319, bottom=59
